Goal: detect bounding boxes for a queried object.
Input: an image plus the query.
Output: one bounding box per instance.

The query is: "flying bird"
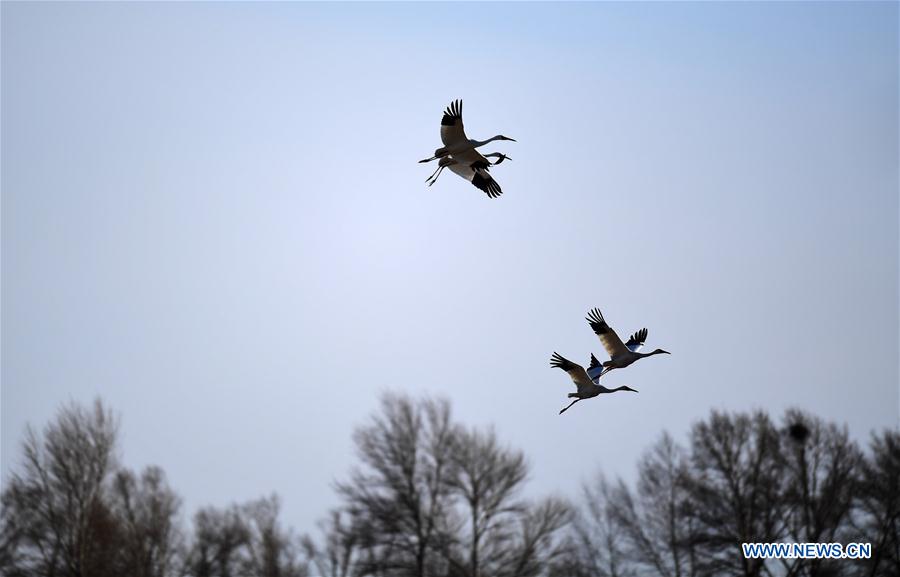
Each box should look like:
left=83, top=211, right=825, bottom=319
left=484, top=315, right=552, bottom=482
left=585, top=308, right=670, bottom=376
left=550, top=352, right=638, bottom=415
left=419, top=99, right=515, bottom=164
left=424, top=152, right=510, bottom=198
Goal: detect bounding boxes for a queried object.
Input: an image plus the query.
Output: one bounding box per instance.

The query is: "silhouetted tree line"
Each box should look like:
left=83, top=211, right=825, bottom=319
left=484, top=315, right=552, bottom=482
left=1, top=397, right=897, bottom=577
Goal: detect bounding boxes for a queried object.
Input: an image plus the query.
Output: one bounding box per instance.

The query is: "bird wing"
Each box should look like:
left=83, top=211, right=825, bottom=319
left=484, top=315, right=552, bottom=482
left=585, top=308, right=629, bottom=358
left=625, top=328, right=648, bottom=353
left=440, top=100, right=469, bottom=148
left=550, top=352, right=594, bottom=394
left=447, top=159, right=503, bottom=199
left=586, top=353, right=605, bottom=383
left=470, top=168, right=502, bottom=198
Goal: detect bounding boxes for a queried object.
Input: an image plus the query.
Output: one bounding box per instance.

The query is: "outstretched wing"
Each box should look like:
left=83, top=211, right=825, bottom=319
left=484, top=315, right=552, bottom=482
left=625, top=328, right=648, bottom=353
left=550, top=352, right=594, bottom=394
left=587, top=353, right=605, bottom=383
left=585, top=308, right=629, bottom=358
left=440, top=100, right=468, bottom=148
left=471, top=168, right=502, bottom=198
left=447, top=160, right=503, bottom=199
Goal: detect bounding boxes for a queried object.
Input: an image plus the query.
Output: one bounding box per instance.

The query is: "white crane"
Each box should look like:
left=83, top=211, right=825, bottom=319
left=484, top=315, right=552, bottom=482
left=419, top=100, right=515, bottom=164
left=424, top=152, right=510, bottom=198
left=551, top=352, right=638, bottom=414
left=585, top=308, right=670, bottom=376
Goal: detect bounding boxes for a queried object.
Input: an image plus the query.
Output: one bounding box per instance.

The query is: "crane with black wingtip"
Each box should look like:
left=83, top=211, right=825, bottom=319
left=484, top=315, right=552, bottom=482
left=419, top=99, right=515, bottom=164
left=585, top=308, right=670, bottom=377
left=424, top=152, right=510, bottom=198
left=550, top=352, right=638, bottom=415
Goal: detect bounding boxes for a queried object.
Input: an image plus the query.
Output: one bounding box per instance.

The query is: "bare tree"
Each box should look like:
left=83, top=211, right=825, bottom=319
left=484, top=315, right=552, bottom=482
left=241, top=495, right=307, bottom=577
left=779, top=410, right=861, bottom=577
left=683, top=410, right=786, bottom=577
left=336, top=393, right=457, bottom=577
left=0, top=398, right=120, bottom=577
left=444, top=426, right=529, bottom=577
left=182, top=496, right=307, bottom=577
left=607, top=433, right=698, bottom=577
left=852, top=429, right=900, bottom=577
left=556, top=474, right=631, bottom=577
left=302, top=510, right=361, bottom=577
left=8, top=394, right=890, bottom=577
left=109, top=466, right=183, bottom=577
left=503, top=497, right=571, bottom=577
left=184, top=504, right=250, bottom=577
left=330, top=394, right=569, bottom=577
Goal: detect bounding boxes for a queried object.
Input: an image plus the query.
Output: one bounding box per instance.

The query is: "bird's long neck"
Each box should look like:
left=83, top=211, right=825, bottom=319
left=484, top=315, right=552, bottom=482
left=638, top=350, right=664, bottom=358
left=482, top=152, right=505, bottom=165
left=472, top=135, right=504, bottom=148
left=599, top=385, right=632, bottom=394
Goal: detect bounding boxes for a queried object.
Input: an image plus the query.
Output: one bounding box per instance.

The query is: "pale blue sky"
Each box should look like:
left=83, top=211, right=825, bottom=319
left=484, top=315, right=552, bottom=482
left=3, top=2, right=898, bottom=532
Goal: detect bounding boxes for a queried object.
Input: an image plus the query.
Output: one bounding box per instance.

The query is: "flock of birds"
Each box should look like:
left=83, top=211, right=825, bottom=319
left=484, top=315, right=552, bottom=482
left=420, top=100, right=671, bottom=415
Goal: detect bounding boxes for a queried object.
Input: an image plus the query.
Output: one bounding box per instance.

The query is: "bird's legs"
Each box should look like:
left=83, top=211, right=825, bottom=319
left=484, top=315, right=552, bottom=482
left=425, top=164, right=444, bottom=184
left=559, top=398, right=581, bottom=415
left=425, top=167, right=446, bottom=186
left=425, top=158, right=456, bottom=186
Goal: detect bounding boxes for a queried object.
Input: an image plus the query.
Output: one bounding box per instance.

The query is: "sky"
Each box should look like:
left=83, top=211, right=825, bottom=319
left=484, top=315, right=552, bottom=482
left=3, top=1, right=898, bottom=534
